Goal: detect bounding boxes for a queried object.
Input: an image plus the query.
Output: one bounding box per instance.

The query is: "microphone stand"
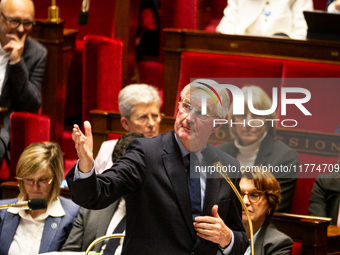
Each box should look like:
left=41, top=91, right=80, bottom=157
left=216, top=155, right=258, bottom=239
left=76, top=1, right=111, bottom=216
left=216, top=166, right=255, bottom=255
left=84, top=233, right=125, bottom=255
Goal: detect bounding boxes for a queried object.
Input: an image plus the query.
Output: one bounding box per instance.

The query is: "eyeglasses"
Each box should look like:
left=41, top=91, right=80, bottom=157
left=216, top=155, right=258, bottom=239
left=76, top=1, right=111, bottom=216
left=1, top=12, right=35, bottom=30
left=178, top=101, right=218, bottom=121
left=241, top=190, right=265, bottom=204
left=132, top=113, right=162, bottom=124
left=17, top=177, right=54, bottom=187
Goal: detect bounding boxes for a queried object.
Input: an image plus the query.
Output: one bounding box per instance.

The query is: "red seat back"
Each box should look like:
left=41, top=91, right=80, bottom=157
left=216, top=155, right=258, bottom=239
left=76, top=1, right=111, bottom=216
left=82, top=35, right=123, bottom=122
left=9, top=112, right=51, bottom=181
left=176, top=52, right=283, bottom=116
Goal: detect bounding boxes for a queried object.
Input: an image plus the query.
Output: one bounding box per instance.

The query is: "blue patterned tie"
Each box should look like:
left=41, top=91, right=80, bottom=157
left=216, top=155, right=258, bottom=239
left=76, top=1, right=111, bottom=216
left=187, top=152, right=201, bottom=221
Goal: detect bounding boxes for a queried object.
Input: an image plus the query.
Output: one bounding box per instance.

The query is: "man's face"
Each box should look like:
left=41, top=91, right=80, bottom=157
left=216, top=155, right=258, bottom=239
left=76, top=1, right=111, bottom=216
left=122, top=102, right=161, bottom=138
left=175, top=89, right=221, bottom=151
left=0, top=0, right=34, bottom=40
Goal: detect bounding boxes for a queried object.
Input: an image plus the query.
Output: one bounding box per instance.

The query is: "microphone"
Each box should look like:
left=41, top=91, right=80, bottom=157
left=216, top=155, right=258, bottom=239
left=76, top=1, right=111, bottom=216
left=0, top=198, right=47, bottom=210
left=201, top=147, right=255, bottom=255
left=78, top=0, right=90, bottom=25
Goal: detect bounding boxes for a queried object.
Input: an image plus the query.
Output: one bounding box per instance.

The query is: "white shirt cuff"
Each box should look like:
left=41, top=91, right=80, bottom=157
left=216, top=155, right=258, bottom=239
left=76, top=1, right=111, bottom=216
left=219, top=230, right=234, bottom=254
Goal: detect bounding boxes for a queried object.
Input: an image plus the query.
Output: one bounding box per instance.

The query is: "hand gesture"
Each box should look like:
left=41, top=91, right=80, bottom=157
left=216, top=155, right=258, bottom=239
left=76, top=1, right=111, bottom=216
left=3, top=32, right=27, bottom=64
left=72, top=121, right=94, bottom=173
left=193, top=205, right=232, bottom=248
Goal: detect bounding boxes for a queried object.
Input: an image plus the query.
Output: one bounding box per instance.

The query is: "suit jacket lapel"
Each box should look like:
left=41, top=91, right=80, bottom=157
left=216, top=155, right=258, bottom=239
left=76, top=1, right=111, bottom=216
left=162, top=131, right=196, bottom=240
left=0, top=212, right=20, bottom=253
left=39, top=217, right=61, bottom=253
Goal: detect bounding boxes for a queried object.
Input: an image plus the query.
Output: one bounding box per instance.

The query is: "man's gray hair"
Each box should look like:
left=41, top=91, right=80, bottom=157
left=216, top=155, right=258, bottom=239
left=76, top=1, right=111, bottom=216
left=180, top=79, right=229, bottom=119
left=119, top=84, right=160, bottom=117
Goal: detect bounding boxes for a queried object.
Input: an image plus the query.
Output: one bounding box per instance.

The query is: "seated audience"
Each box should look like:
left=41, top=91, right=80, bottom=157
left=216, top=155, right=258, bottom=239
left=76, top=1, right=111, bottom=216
left=216, top=0, right=313, bottom=39
left=95, top=83, right=161, bottom=173
left=327, top=0, right=340, bottom=12
left=240, top=169, right=293, bottom=255
left=0, top=0, right=47, bottom=166
left=61, top=132, right=144, bottom=254
left=309, top=168, right=340, bottom=226
left=217, top=86, right=299, bottom=213
left=0, top=142, right=79, bottom=254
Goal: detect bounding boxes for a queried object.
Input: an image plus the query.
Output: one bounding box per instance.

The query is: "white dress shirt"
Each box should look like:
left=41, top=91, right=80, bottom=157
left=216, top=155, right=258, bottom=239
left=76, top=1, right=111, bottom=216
left=7, top=198, right=65, bottom=255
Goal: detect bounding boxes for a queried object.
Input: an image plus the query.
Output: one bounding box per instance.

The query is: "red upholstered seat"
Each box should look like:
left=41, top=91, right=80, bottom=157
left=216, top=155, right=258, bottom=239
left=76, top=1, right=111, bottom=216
left=278, top=60, right=340, bottom=133
left=82, top=35, right=123, bottom=121
left=0, top=112, right=51, bottom=182
left=175, top=52, right=283, bottom=116
left=290, top=153, right=339, bottom=215
left=292, top=241, right=302, bottom=255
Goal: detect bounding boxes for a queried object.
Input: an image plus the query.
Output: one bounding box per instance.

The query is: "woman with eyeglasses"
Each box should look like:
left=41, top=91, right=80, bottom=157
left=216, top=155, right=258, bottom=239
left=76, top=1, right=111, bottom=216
left=0, top=142, right=79, bottom=255
left=240, top=169, right=293, bottom=255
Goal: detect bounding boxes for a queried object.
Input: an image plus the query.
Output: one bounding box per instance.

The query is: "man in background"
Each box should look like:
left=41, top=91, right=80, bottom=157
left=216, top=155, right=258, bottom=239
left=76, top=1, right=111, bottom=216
left=0, top=0, right=47, bottom=164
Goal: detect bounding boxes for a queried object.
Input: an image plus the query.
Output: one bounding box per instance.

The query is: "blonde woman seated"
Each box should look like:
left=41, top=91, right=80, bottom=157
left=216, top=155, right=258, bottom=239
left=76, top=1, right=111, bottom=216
left=240, top=169, right=293, bottom=255
left=0, top=142, right=79, bottom=254
left=218, top=86, right=299, bottom=213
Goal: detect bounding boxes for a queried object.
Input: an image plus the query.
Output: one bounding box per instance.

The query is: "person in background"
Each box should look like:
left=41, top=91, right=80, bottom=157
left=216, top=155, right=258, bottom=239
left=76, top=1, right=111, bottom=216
left=95, top=84, right=161, bottom=173
left=61, top=132, right=144, bottom=254
left=218, top=86, right=299, bottom=213
left=239, top=169, right=293, bottom=255
left=0, top=0, right=47, bottom=166
left=0, top=142, right=79, bottom=254
left=309, top=167, right=340, bottom=226
left=326, top=0, right=340, bottom=13
left=67, top=79, right=248, bottom=254
left=216, top=0, right=313, bottom=39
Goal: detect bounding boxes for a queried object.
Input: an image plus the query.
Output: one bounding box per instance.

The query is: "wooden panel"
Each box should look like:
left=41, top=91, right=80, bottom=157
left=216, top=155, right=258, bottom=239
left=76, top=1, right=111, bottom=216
left=31, top=20, right=77, bottom=145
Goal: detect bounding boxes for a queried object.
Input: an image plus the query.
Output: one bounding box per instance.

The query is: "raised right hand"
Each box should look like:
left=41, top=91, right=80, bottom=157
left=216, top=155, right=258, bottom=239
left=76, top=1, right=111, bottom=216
left=72, top=121, right=94, bottom=173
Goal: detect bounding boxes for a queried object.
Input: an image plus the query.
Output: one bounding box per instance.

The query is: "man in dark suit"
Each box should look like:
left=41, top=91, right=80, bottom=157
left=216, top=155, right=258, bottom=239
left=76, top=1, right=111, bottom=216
left=67, top=79, right=248, bottom=254
left=0, top=0, right=47, bottom=163
left=309, top=170, right=340, bottom=225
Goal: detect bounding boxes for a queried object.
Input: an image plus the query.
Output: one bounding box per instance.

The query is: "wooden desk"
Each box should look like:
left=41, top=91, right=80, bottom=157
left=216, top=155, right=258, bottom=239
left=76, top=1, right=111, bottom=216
left=270, top=213, right=339, bottom=255
left=163, top=29, right=340, bottom=116
left=1, top=181, right=71, bottom=200
left=31, top=20, right=78, bottom=145
left=0, top=107, right=6, bottom=129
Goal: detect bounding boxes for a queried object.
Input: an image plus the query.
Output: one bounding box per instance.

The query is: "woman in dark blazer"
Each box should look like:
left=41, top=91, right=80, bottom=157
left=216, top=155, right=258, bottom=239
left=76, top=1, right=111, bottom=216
left=218, top=86, right=299, bottom=213
left=0, top=142, right=79, bottom=254
left=240, top=169, right=293, bottom=255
